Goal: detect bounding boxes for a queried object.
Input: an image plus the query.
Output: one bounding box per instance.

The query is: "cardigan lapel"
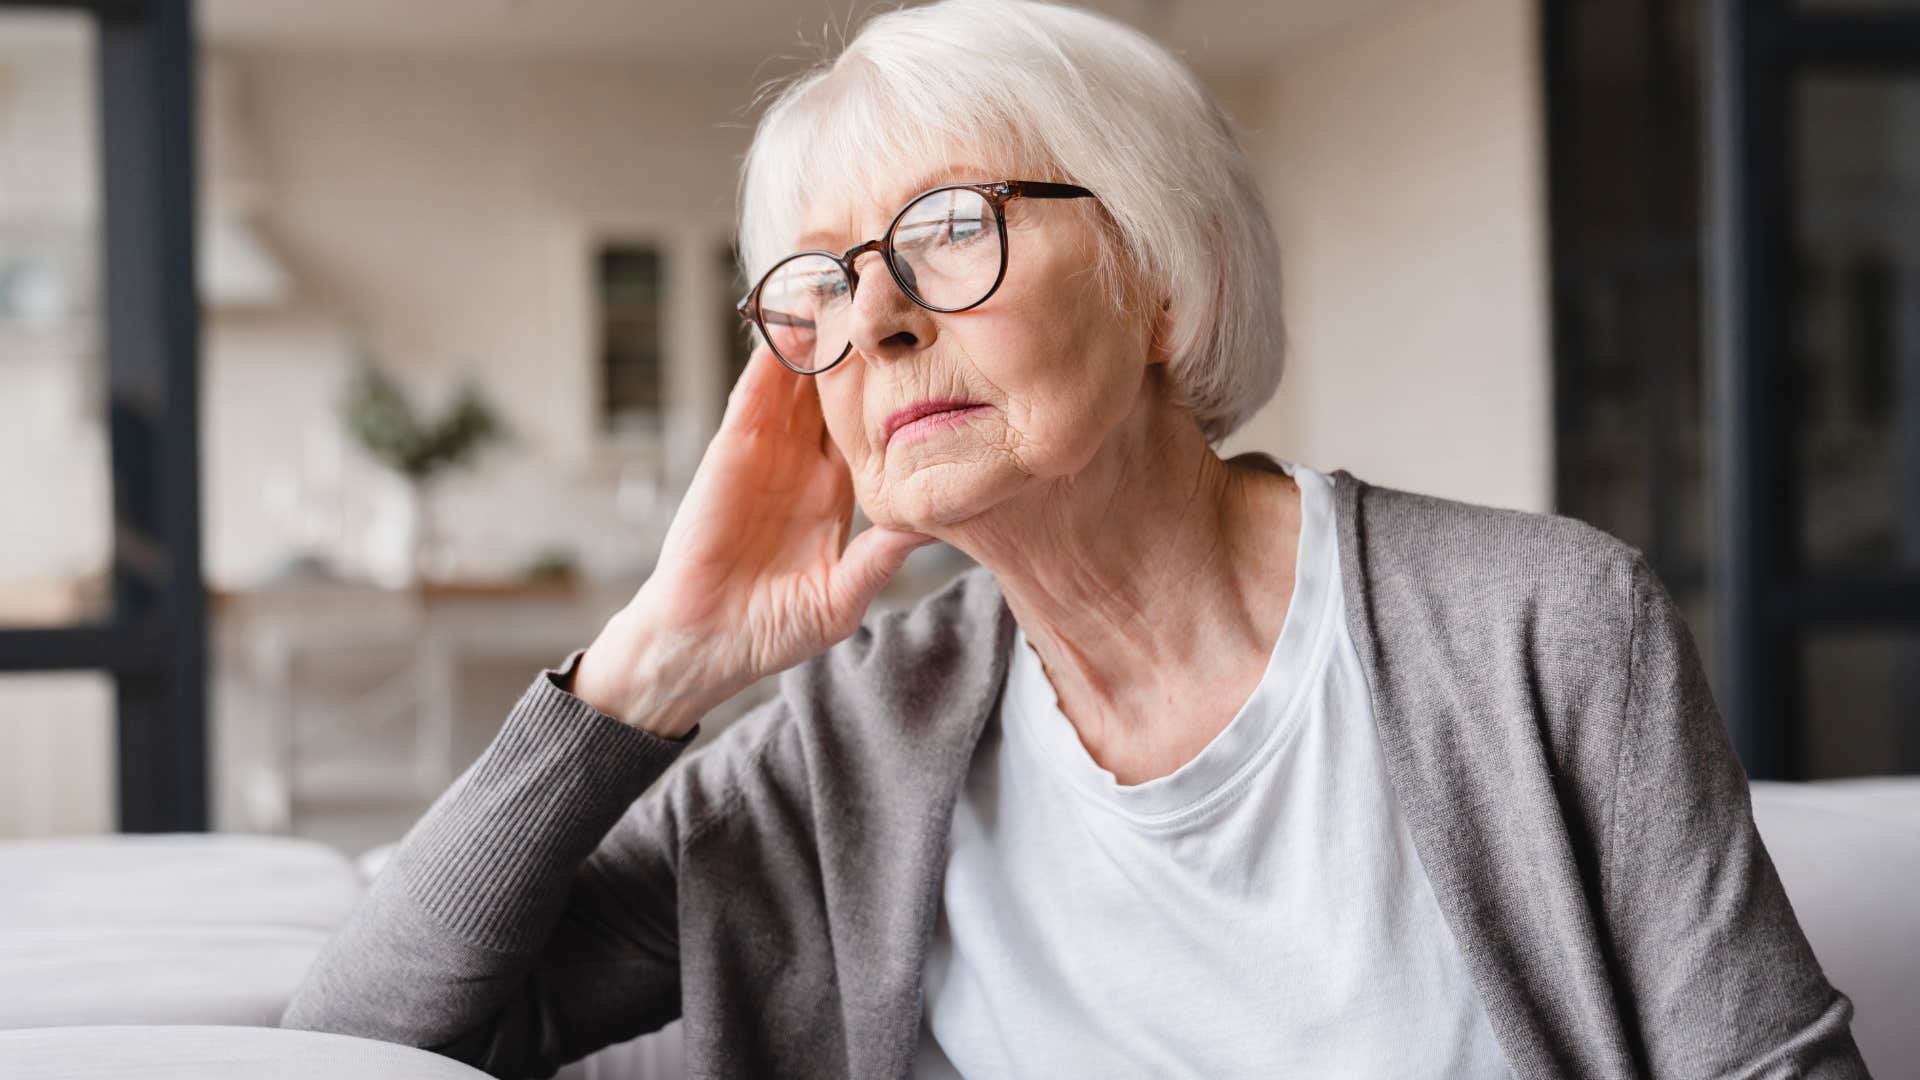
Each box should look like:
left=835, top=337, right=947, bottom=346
left=839, top=564, right=1018, bottom=1080
left=1328, top=468, right=1635, bottom=1077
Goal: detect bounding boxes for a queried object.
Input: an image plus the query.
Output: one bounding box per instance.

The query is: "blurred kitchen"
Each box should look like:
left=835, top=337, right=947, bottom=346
left=0, top=0, right=1914, bottom=858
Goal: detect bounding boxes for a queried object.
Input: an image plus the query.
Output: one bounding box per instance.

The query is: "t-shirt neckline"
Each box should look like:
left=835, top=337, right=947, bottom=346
left=1004, top=458, right=1341, bottom=827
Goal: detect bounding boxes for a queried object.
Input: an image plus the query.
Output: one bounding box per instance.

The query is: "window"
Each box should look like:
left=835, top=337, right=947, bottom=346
left=1547, top=0, right=1920, bottom=779
left=0, top=0, right=207, bottom=831
left=597, top=244, right=665, bottom=438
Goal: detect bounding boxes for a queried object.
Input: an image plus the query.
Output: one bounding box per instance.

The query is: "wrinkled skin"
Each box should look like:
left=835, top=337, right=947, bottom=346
left=572, top=162, right=1295, bottom=769
left=573, top=163, right=1167, bottom=734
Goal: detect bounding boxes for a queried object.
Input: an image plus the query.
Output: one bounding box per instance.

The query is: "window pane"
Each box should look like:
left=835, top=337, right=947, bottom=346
left=0, top=671, right=115, bottom=838
left=0, top=11, right=110, bottom=628
left=1803, top=632, right=1920, bottom=778
left=1794, top=77, right=1920, bottom=574
left=599, top=245, right=664, bottom=437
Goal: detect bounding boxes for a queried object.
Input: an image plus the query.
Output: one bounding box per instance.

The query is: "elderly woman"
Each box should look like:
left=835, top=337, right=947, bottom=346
left=284, top=2, right=1865, bottom=1077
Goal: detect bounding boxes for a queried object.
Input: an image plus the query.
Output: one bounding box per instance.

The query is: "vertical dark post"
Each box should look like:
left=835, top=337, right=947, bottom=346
left=1642, top=0, right=1686, bottom=586
left=1748, top=0, right=1803, bottom=781
left=94, top=0, right=207, bottom=830
left=1702, top=0, right=1764, bottom=775
left=1704, top=0, right=1797, bottom=779
left=1541, top=0, right=1581, bottom=520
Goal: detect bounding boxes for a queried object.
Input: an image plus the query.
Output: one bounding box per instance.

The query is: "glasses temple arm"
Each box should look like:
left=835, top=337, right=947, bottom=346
left=1004, top=180, right=1097, bottom=200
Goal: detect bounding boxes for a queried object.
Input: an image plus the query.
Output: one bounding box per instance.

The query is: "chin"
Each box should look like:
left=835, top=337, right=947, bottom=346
left=871, top=449, right=1020, bottom=531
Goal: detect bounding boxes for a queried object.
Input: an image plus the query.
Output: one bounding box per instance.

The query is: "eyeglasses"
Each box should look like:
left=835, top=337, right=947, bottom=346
left=736, top=179, right=1099, bottom=375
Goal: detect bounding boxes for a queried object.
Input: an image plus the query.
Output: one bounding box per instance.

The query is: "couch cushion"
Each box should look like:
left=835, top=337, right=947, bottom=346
left=0, top=834, right=361, bottom=931
left=0, top=925, right=333, bottom=1029
left=0, top=1025, right=490, bottom=1079
left=1750, top=777, right=1920, bottom=1079
left=0, top=834, right=364, bottom=1030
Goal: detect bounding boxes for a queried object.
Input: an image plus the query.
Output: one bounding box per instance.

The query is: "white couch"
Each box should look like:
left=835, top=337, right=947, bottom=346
left=1, top=780, right=1912, bottom=1077
left=0, top=834, right=361, bottom=1030
left=1746, top=778, right=1919, bottom=1075
left=0, top=1026, right=493, bottom=1080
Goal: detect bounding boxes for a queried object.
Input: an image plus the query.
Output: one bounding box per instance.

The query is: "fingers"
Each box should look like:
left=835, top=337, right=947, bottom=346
left=720, top=343, right=777, bottom=427
left=830, top=526, right=940, bottom=621
left=725, top=343, right=804, bottom=434
left=725, top=343, right=837, bottom=451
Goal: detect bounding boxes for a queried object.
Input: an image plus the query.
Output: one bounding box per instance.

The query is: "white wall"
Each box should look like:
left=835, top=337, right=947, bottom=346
left=1221, top=0, right=1553, bottom=513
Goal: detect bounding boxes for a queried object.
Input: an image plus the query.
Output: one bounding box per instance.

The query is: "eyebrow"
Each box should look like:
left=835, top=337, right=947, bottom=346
left=792, top=165, right=998, bottom=251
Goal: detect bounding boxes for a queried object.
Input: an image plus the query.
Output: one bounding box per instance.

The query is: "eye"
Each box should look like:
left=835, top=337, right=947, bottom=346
left=944, top=211, right=987, bottom=245
left=805, top=270, right=849, bottom=302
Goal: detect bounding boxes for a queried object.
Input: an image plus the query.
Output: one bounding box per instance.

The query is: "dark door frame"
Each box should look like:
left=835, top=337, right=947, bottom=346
left=0, top=0, right=205, bottom=830
left=1705, top=0, right=1920, bottom=778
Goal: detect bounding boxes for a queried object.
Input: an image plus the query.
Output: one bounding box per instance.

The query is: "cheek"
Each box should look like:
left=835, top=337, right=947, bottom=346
left=972, top=283, right=1142, bottom=443
left=816, top=374, right=894, bottom=507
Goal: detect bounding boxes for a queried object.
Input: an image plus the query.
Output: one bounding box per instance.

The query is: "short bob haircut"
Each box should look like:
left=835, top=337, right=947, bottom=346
left=735, top=0, right=1285, bottom=444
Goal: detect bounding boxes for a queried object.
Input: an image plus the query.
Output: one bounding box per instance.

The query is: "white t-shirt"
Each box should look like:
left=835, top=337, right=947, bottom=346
left=912, top=460, right=1511, bottom=1078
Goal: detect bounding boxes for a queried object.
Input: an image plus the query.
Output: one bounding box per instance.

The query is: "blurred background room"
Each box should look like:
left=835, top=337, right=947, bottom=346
left=0, top=0, right=1573, bottom=849
left=0, top=0, right=1914, bottom=1075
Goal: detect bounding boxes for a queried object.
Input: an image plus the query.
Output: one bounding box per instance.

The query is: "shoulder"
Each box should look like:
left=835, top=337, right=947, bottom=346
left=1336, top=470, right=1649, bottom=635
left=1333, top=473, right=1671, bottom=749
left=1334, top=473, right=1698, bottom=812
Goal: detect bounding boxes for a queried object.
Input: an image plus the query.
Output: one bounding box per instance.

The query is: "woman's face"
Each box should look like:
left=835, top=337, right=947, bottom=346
left=796, top=165, right=1159, bottom=533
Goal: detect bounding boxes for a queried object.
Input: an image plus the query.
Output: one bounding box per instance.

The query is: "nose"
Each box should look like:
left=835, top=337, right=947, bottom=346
left=846, top=249, right=937, bottom=363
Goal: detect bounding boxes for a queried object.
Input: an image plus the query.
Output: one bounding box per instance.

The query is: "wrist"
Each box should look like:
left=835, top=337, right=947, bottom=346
left=572, top=609, right=727, bottom=740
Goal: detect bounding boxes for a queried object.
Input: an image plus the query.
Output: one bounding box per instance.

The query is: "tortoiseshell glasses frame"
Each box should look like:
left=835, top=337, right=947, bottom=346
left=735, top=179, right=1099, bottom=375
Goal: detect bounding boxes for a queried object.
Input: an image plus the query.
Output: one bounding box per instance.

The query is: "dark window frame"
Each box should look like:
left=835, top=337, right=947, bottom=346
left=1708, top=0, right=1920, bottom=778
left=0, top=0, right=206, bottom=830
left=1547, top=0, right=1920, bottom=779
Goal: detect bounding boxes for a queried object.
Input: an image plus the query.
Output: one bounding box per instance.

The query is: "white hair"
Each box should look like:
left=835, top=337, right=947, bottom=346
left=735, top=0, right=1285, bottom=443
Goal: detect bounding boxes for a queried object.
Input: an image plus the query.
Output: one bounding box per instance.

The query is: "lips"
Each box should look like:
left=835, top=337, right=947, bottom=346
left=883, top=398, right=986, bottom=443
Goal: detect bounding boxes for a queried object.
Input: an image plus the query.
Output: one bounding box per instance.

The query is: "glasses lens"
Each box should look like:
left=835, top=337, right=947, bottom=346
left=757, top=253, right=852, bottom=373
left=889, top=187, right=1001, bottom=310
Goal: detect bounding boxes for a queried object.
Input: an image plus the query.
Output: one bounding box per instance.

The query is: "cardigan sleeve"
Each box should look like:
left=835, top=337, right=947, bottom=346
left=1603, top=555, right=1869, bottom=1079
left=280, top=652, right=767, bottom=1077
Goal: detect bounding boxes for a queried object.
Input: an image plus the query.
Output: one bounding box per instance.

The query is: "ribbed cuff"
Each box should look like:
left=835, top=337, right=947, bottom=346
left=389, top=652, right=701, bottom=954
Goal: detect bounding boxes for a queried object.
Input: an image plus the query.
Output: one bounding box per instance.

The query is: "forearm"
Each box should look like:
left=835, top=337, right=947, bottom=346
left=281, top=660, right=697, bottom=1068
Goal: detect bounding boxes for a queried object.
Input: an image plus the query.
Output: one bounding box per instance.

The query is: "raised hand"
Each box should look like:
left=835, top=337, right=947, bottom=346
left=571, top=344, right=935, bottom=737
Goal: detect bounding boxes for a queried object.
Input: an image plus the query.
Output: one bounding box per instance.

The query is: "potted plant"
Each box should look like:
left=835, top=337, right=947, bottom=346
left=340, top=365, right=505, bottom=586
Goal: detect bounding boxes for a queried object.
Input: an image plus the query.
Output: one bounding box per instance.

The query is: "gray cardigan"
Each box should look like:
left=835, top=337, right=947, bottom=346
left=281, top=468, right=1868, bottom=1079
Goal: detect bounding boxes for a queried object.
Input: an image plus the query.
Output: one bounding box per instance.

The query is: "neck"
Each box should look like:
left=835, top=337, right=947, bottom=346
left=936, top=373, right=1302, bottom=752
